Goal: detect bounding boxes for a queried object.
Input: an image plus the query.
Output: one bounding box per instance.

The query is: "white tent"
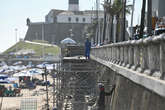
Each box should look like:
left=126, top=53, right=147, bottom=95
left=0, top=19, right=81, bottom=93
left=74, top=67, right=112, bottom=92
left=13, top=71, right=32, bottom=77
left=61, top=38, right=76, bottom=44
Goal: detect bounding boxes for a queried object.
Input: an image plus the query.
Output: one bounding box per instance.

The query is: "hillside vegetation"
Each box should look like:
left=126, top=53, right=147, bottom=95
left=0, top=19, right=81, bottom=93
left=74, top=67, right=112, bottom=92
left=3, top=41, right=60, bottom=56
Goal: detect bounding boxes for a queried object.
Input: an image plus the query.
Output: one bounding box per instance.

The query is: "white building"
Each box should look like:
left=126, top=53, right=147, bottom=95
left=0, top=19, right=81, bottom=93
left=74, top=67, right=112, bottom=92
left=57, top=12, right=91, bottom=24
left=45, top=9, right=104, bottom=24
left=45, top=0, right=104, bottom=24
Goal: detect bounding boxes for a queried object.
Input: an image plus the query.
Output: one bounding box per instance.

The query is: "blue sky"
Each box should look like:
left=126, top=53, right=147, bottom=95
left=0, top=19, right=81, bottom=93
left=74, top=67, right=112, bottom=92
left=0, top=0, right=142, bottom=52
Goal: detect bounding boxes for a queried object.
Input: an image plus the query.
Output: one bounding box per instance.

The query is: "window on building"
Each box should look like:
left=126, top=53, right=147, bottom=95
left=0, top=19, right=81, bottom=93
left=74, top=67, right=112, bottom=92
left=76, top=17, right=79, bottom=22
left=68, top=17, right=71, bottom=22
left=83, top=18, right=86, bottom=22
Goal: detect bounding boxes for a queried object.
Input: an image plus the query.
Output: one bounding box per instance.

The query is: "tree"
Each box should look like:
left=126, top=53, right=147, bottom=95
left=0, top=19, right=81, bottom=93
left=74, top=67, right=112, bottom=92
left=103, top=0, right=132, bottom=43
left=103, top=0, right=122, bottom=43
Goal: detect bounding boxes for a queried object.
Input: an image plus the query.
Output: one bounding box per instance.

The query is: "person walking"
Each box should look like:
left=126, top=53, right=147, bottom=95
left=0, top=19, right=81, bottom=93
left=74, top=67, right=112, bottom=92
left=97, top=84, right=116, bottom=110
left=85, top=37, right=91, bottom=59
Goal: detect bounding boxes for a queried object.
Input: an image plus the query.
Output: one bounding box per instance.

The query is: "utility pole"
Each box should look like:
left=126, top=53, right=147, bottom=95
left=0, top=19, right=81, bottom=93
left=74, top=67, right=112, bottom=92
left=147, top=0, right=152, bottom=36
left=139, top=0, right=146, bottom=38
left=96, top=0, right=99, bottom=45
left=44, top=67, right=49, bottom=110
left=15, top=28, right=18, bottom=56
left=102, top=0, right=109, bottom=44
left=130, top=0, right=135, bottom=39
left=42, top=23, right=45, bottom=58
left=122, top=0, right=126, bottom=41
left=56, top=62, right=60, bottom=109
left=110, top=0, right=114, bottom=43
left=52, top=64, right=56, bottom=108
left=0, top=96, right=3, bottom=110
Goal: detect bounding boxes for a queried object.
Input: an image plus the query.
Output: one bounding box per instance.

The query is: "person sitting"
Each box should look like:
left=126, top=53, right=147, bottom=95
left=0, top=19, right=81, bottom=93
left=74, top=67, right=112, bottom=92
left=13, top=83, right=18, bottom=89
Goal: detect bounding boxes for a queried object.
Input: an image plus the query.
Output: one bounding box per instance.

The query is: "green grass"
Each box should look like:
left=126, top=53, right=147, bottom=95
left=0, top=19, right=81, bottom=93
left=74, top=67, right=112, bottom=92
left=32, top=40, right=49, bottom=44
left=3, top=41, right=60, bottom=56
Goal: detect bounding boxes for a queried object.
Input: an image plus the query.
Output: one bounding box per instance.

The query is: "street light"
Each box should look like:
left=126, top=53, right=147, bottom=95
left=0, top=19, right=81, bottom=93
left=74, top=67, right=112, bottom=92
left=42, top=23, right=45, bottom=58
left=130, top=0, right=135, bottom=39
left=15, top=28, right=18, bottom=54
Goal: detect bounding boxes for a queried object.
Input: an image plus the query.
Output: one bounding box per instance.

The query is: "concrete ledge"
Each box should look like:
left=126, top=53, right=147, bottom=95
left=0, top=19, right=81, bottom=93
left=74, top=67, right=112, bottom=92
left=91, top=55, right=165, bottom=97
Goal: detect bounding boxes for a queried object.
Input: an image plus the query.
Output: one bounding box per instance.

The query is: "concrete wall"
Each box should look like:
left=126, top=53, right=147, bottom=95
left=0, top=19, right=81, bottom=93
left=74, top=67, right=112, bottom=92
left=91, top=35, right=165, bottom=110
left=95, top=62, right=165, bottom=110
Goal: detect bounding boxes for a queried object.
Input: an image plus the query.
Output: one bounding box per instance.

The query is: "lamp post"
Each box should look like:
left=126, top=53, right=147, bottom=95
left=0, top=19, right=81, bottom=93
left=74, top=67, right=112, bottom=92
left=42, top=23, right=45, bottom=58
left=130, top=0, right=135, bottom=39
left=122, top=0, right=126, bottom=41
left=44, top=67, right=49, bottom=110
left=15, top=28, right=18, bottom=55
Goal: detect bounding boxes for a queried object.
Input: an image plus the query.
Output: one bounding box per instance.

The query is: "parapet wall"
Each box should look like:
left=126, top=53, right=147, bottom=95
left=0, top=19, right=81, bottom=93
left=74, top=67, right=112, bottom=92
left=94, top=60, right=165, bottom=110
left=91, top=34, right=165, bottom=110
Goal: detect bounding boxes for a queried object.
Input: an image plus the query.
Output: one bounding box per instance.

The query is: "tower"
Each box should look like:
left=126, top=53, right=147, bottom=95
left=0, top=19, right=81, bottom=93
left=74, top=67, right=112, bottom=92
left=68, top=0, right=79, bottom=11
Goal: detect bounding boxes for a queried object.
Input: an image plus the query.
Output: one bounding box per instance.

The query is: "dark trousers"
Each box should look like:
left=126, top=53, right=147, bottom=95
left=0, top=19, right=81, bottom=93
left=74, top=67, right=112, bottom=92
left=98, top=105, right=105, bottom=110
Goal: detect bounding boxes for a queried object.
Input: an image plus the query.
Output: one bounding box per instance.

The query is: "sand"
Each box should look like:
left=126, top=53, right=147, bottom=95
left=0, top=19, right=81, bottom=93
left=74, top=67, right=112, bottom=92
left=0, top=74, right=55, bottom=110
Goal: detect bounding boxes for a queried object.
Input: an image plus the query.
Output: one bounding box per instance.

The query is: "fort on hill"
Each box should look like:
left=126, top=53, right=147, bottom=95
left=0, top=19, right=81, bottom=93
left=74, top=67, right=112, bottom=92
left=24, top=0, right=104, bottom=45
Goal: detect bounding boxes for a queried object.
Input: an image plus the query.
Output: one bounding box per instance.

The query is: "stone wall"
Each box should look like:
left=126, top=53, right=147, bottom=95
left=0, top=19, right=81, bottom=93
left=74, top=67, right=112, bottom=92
left=24, top=23, right=88, bottom=45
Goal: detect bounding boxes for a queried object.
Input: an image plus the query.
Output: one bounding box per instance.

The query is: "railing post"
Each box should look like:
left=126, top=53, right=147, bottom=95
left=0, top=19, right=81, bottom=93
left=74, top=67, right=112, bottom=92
left=142, top=39, right=149, bottom=74
left=107, top=46, right=111, bottom=61
left=147, top=38, right=160, bottom=77
left=113, top=46, right=117, bottom=63
left=110, top=46, right=112, bottom=62
left=136, top=40, right=143, bottom=73
left=160, top=41, right=165, bottom=79
left=127, top=41, right=134, bottom=68
left=119, top=43, right=124, bottom=66
left=116, top=44, right=120, bottom=64
left=122, top=42, right=129, bottom=67
left=132, top=40, right=141, bottom=71
left=111, top=46, right=115, bottom=63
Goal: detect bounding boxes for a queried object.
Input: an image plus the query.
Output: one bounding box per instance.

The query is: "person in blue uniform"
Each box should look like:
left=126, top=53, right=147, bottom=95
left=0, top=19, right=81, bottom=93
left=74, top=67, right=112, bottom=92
left=85, top=37, right=91, bottom=59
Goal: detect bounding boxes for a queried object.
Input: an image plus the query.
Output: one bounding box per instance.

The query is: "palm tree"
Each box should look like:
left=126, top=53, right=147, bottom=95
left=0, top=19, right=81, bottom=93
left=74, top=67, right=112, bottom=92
left=103, top=0, right=132, bottom=43
left=103, top=0, right=122, bottom=43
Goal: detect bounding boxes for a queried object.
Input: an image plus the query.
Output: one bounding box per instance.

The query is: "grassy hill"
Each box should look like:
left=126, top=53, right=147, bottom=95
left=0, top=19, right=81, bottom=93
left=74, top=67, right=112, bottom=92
left=3, top=41, right=60, bottom=56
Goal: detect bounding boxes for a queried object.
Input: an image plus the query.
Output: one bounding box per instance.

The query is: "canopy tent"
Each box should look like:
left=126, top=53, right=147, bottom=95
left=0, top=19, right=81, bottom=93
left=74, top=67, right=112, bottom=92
left=0, top=77, right=18, bottom=84
left=13, top=71, right=32, bottom=77
left=13, top=69, right=43, bottom=77
left=60, top=38, right=76, bottom=44
left=0, top=79, right=9, bottom=83
left=27, top=68, right=43, bottom=76
left=0, top=74, right=8, bottom=79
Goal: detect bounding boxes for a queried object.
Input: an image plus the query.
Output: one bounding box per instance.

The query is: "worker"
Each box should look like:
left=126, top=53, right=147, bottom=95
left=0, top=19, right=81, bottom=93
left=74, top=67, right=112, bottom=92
left=85, top=37, right=91, bottom=59
left=97, top=84, right=116, bottom=110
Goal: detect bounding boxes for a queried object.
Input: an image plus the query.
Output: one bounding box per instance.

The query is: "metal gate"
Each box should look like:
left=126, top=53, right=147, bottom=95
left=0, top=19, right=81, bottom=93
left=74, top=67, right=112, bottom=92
left=20, top=98, right=37, bottom=110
